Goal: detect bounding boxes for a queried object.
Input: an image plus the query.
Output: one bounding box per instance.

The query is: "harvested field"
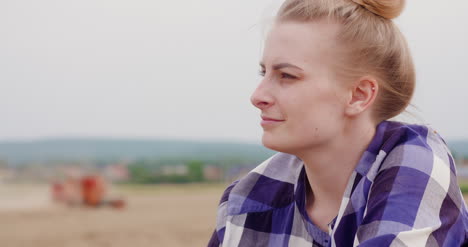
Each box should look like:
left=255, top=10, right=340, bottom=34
left=2, top=183, right=467, bottom=247
left=0, top=183, right=226, bottom=247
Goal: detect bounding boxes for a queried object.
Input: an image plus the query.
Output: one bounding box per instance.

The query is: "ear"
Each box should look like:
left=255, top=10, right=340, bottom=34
left=344, top=77, right=378, bottom=117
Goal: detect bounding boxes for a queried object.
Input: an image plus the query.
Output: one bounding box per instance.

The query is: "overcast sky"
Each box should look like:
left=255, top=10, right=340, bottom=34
left=1, top=0, right=467, bottom=143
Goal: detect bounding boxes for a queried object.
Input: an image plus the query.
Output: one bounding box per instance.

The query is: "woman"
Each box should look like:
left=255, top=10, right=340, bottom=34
left=208, top=0, right=468, bottom=246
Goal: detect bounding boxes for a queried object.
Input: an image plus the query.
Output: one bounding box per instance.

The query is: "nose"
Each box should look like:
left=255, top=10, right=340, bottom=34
left=250, top=80, right=273, bottom=110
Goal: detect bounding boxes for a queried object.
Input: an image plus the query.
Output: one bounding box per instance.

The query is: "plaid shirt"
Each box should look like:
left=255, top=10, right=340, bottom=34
left=208, top=120, right=468, bottom=246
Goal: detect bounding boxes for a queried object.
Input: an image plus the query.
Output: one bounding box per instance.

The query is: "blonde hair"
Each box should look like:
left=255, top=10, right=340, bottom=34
left=276, top=0, right=415, bottom=124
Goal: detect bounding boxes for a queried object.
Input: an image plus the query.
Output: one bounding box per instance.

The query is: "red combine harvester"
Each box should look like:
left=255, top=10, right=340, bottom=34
left=51, top=175, right=125, bottom=209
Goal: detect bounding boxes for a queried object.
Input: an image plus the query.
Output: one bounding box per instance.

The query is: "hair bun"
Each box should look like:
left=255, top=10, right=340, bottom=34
left=352, top=0, right=405, bottom=19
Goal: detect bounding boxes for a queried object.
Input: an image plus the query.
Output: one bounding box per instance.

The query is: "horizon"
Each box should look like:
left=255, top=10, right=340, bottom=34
left=2, top=129, right=468, bottom=144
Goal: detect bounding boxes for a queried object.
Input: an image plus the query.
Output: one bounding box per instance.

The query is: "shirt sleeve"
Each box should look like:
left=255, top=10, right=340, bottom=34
left=355, top=145, right=467, bottom=246
left=207, top=180, right=239, bottom=247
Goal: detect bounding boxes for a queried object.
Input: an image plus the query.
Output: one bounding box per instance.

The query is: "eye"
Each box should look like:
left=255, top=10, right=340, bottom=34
left=281, top=73, right=297, bottom=79
left=258, top=70, right=266, bottom=77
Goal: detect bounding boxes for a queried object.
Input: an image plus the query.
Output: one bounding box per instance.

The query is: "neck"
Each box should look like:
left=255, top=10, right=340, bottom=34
left=296, top=118, right=377, bottom=207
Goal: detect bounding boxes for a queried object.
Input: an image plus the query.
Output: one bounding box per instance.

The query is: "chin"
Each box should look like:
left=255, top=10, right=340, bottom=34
left=261, top=133, right=294, bottom=154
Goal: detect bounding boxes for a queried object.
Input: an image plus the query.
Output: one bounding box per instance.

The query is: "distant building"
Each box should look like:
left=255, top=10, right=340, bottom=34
left=203, top=165, right=223, bottom=181
left=104, top=164, right=129, bottom=181
left=60, top=165, right=84, bottom=178
left=225, top=164, right=257, bottom=182
left=160, top=165, right=188, bottom=176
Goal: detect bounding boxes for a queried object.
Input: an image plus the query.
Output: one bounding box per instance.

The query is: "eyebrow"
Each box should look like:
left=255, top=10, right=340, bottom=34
left=259, top=62, right=303, bottom=71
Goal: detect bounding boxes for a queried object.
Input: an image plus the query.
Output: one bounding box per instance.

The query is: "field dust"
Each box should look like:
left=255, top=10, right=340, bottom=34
left=0, top=183, right=226, bottom=247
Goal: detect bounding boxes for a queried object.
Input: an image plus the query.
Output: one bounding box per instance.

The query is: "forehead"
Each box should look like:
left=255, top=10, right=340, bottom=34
left=262, top=20, right=341, bottom=67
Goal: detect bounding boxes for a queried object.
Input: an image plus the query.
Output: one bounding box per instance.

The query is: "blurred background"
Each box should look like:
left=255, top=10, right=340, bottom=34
left=1, top=0, right=468, bottom=246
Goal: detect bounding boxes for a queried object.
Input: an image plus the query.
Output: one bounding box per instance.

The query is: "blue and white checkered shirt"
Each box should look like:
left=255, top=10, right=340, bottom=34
left=208, top=120, right=468, bottom=246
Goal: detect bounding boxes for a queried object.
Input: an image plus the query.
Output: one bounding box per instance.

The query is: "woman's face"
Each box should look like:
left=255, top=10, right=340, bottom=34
left=251, top=20, right=349, bottom=154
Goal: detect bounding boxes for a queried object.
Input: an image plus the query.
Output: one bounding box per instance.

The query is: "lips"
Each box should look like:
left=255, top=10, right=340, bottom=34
left=261, top=115, right=284, bottom=122
left=260, top=115, right=285, bottom=127
left=261, top=116, right=284, bottom=121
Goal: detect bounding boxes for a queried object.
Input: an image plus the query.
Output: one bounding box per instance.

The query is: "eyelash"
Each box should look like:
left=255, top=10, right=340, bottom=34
left=258, top=70, right=297, bottom=80
left=281, top=73, right=297, bottom=79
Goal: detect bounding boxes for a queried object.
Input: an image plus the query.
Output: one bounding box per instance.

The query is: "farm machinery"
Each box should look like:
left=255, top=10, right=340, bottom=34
left=51, top=175, right=125, bottom=209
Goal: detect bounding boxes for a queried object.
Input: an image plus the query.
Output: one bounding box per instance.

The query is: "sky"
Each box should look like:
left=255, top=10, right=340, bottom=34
left=1, top=0, right=467, bottom=143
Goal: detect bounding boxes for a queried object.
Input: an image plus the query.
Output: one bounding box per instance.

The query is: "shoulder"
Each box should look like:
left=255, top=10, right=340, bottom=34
left=376, top=121, right=455, bottom=177
left=368, top=121, right=464, bottom=220
left=220, top=152, right=303, bottom=216
left=359, top=121, right=468, bottom=246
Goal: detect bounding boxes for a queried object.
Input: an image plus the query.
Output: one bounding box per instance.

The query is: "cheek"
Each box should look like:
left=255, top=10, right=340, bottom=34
left=261, top=85, right=345, bottom=150
left=289, top=91, right=344, bottom=134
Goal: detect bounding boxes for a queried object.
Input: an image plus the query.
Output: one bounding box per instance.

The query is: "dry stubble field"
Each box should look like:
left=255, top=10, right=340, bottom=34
left=2, top=183, right=468, bottom=247
left=0, top=183, right=226, bottom=247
